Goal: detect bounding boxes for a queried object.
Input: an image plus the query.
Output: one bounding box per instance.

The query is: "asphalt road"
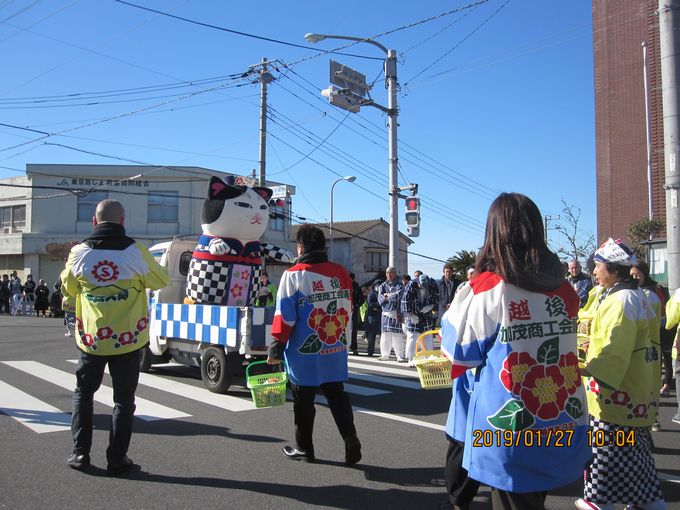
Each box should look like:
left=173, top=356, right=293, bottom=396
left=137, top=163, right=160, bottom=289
left=0, top=316, right=678, bottom=510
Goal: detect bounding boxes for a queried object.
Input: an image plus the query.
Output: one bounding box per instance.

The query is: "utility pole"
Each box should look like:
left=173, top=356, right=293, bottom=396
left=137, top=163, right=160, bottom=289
left=257, top=58, right=274, bottom=187
left=660, top=0, right=680, bottom=291
left=386, top=49, right=399, bottom=271
left=544, top=215, right=559, bottom=245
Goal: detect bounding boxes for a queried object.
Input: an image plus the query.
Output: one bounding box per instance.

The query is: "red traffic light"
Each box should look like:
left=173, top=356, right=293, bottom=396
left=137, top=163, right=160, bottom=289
left=269, top=198, right=284, bottom=207
left=405, top=197, right=419, bottom=211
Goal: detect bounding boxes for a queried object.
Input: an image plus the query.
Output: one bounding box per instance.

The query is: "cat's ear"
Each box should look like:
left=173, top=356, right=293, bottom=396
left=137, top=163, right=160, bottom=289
left=208, top=176, right=245, bottom=199
left=253, top=186, right=273, bottom=202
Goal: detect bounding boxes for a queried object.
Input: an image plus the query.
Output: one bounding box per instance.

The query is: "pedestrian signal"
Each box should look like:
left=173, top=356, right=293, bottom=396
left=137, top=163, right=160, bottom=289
left=404, top=196, right=420, bottom=237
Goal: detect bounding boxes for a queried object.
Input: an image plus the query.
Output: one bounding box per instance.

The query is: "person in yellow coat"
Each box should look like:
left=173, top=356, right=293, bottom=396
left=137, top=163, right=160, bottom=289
left=61, top=200, right=170, bottom=475
left=577, top=239, right=665, bottom=510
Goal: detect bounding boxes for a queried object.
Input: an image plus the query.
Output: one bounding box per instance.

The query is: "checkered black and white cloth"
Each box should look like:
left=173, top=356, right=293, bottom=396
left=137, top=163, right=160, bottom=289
left=186, top=259, right=231, bottom=304
left=261, top=242, right=294, bottom=263
left=584, top=416, right=664, bottom=506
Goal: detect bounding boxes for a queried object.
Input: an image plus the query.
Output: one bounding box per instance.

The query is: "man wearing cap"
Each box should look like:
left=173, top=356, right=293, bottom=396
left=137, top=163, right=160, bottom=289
left=377, top=267, right=406, bottom=361
left=402, top=273, right=439, bottom=364
left=576, top=238, right=665, bottom=510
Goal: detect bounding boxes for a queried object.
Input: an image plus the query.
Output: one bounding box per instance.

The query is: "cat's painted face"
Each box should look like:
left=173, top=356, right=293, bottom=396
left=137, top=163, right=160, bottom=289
left=201, top=176, right=273, bottom=240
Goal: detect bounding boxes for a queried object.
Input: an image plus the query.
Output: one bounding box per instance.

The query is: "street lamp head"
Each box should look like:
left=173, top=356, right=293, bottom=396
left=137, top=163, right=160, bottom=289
left=304, top=33, right=326, bottom=44
left=345, top=175, right=356, bottom=183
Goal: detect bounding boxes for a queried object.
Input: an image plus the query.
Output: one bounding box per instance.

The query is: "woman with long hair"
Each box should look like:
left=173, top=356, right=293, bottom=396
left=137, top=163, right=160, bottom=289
left=440, top=193, right=590, bottom=510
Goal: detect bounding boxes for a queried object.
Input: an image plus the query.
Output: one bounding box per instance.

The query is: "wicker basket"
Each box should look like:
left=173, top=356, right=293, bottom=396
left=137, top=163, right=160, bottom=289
left=246, top=360, right=288, bottom=408
left=412, top=329, right=452, bottom=390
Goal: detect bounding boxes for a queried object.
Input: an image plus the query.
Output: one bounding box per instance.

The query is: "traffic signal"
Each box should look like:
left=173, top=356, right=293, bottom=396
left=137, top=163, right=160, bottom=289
left=405, top=196, right=420, bottom=237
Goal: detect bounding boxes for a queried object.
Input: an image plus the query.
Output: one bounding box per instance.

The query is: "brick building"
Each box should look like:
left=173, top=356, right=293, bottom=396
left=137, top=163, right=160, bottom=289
left=593, top=0, right=668, bottom=278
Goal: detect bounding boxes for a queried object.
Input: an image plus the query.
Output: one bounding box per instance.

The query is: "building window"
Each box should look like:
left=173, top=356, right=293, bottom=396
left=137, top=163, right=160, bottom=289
left=1, top=205, right=26, bottom=233
left=77, top=191, right=108, bottom=222
left=148, top=191, right=178, bottom=222
left=365, top=249, right=388, bottom=273
left=268, top=205, right=284, bottom=232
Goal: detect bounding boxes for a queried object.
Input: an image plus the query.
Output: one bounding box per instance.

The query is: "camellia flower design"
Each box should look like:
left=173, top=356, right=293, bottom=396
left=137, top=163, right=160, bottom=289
left=82, top=333, right=95, bottom=347
left=587, top=378, right=600, bottom=395
left=319, top=314, right=343, bottom=344
left=632, top=403, right=647, bottom=418
left=557, top=352, right=581, bottom=395
left=519, top=364, right=569, bottom=420
left=500, top=352, right=536, bottom=395
left=609, top=390, right=631, bottom=406
left=136, top=317, right=148, bottom=331
left=308, top=308, right=325, bottom=330
left=336, top=308, right=350, bottom=330
left=300, top=300, right=349, bottom=353
left=118, top=331, right=135, bottom=345
left=494, top=337, right=583, bottom=428
left=97, top=326, right=113, bottom=339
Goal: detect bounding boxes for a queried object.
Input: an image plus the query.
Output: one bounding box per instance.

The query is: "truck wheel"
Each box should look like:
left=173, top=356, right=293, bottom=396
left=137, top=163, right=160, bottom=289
left=201, top=347, right=231, bottom=393
left=139, top=346, right=152, bottom=373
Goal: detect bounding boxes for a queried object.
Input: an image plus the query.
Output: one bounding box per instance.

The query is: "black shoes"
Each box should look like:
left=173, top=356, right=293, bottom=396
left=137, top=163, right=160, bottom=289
left=66, top=453, right=90, bottom=471
left=345, top=435, right=362, bottom=466
left=106, top=456, right=138, bottom=476
left=282, top=445, right=315, bottom=463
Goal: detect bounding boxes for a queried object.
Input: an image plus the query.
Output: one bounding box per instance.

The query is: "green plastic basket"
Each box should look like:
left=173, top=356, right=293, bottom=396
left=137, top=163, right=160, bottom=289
left=246, top=360, right=288, bottom=408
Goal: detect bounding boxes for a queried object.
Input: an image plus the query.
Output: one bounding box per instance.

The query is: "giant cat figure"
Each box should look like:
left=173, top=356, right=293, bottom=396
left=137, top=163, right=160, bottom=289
left=186, top=176, right=294, bottom=306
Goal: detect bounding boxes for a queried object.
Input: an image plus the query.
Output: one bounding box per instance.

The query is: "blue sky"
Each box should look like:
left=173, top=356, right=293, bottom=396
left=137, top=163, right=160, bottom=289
left=0, top=0, right=596, bottom=276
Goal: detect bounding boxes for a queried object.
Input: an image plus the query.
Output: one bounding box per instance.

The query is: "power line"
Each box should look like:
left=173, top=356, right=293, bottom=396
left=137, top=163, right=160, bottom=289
left=114, top=0, right=383, bottom=61
left=0, top=76, right=248, bottom=156
left=404, top=0, right=513, bottom=88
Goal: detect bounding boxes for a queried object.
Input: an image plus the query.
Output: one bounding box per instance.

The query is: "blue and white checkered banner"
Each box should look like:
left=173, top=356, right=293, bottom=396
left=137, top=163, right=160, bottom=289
left=155, top=303, right=240, bottom=347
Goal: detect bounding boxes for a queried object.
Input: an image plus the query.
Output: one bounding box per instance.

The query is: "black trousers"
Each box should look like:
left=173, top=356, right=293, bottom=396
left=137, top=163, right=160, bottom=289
left=661, top=325, right=676, bottom=387
left=72, top=348, right=141, bottom=464
left=292, top=381, right=357, bottom=452
left=445, top=437, right=480, bottom=509
left=365, top=331, right=377, bottom=356
left=349, top=309, right=361, bottom=352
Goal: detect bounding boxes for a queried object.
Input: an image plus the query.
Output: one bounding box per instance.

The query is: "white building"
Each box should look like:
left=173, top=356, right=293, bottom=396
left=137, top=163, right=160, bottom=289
left=0, top=164, right=295, bottom=286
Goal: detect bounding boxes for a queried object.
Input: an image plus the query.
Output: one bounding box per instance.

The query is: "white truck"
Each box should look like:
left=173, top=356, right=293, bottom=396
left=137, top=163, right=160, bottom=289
left=144, top=238, right=278, bottom=393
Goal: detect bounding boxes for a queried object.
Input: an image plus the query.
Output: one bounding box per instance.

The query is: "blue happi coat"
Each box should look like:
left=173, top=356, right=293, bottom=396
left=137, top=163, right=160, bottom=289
left=377, top=279, right=403, bottom=333
left=401, top=277, right=439, bottom=333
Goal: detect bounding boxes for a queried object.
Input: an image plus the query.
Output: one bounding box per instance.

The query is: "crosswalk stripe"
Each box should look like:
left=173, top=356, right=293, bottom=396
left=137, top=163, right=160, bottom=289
left=0, top=379, right=71, bottom=433
left=349, top=371, right=423, bottom=390
left=149, top=361, right=390, bottom=398
left=3, top=361, right=190, bottom=422
left=66, top=360, right=256, bottom=412
left=342, top=383, right=389, bottom=396
left=314, top=395, right=445, bottom=432
left=348, top=360, right=420, bottom=379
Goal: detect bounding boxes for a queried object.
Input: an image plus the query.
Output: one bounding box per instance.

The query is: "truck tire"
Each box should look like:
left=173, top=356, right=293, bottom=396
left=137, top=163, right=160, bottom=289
left=139, top=346, right=152, bottom=373
left=200, top=347, right=231, bottom=393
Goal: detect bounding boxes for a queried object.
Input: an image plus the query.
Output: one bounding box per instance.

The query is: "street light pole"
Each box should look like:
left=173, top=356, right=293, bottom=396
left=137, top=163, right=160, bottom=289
left=330, top=175, right=356, bottom=261
left=305, top=32, right=400, bottom=271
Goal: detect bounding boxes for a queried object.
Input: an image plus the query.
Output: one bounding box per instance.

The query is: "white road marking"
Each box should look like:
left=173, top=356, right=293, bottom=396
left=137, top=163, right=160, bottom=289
left=147, top=361, right=389, bottom=398
left=3, top=361, right=190, bottom=421
left=0, top=379, right=71, bottom=433
left=348, top=359, right=420, bottom=379
left=66, top=359, right=256, bottom=412
left=315, top=395, right=445, bottom=431
left=342, top=383, right=389, bottom=396
left=349, top=371, right=423, bottom=390
left=658, top=471, right=680, bottom=484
